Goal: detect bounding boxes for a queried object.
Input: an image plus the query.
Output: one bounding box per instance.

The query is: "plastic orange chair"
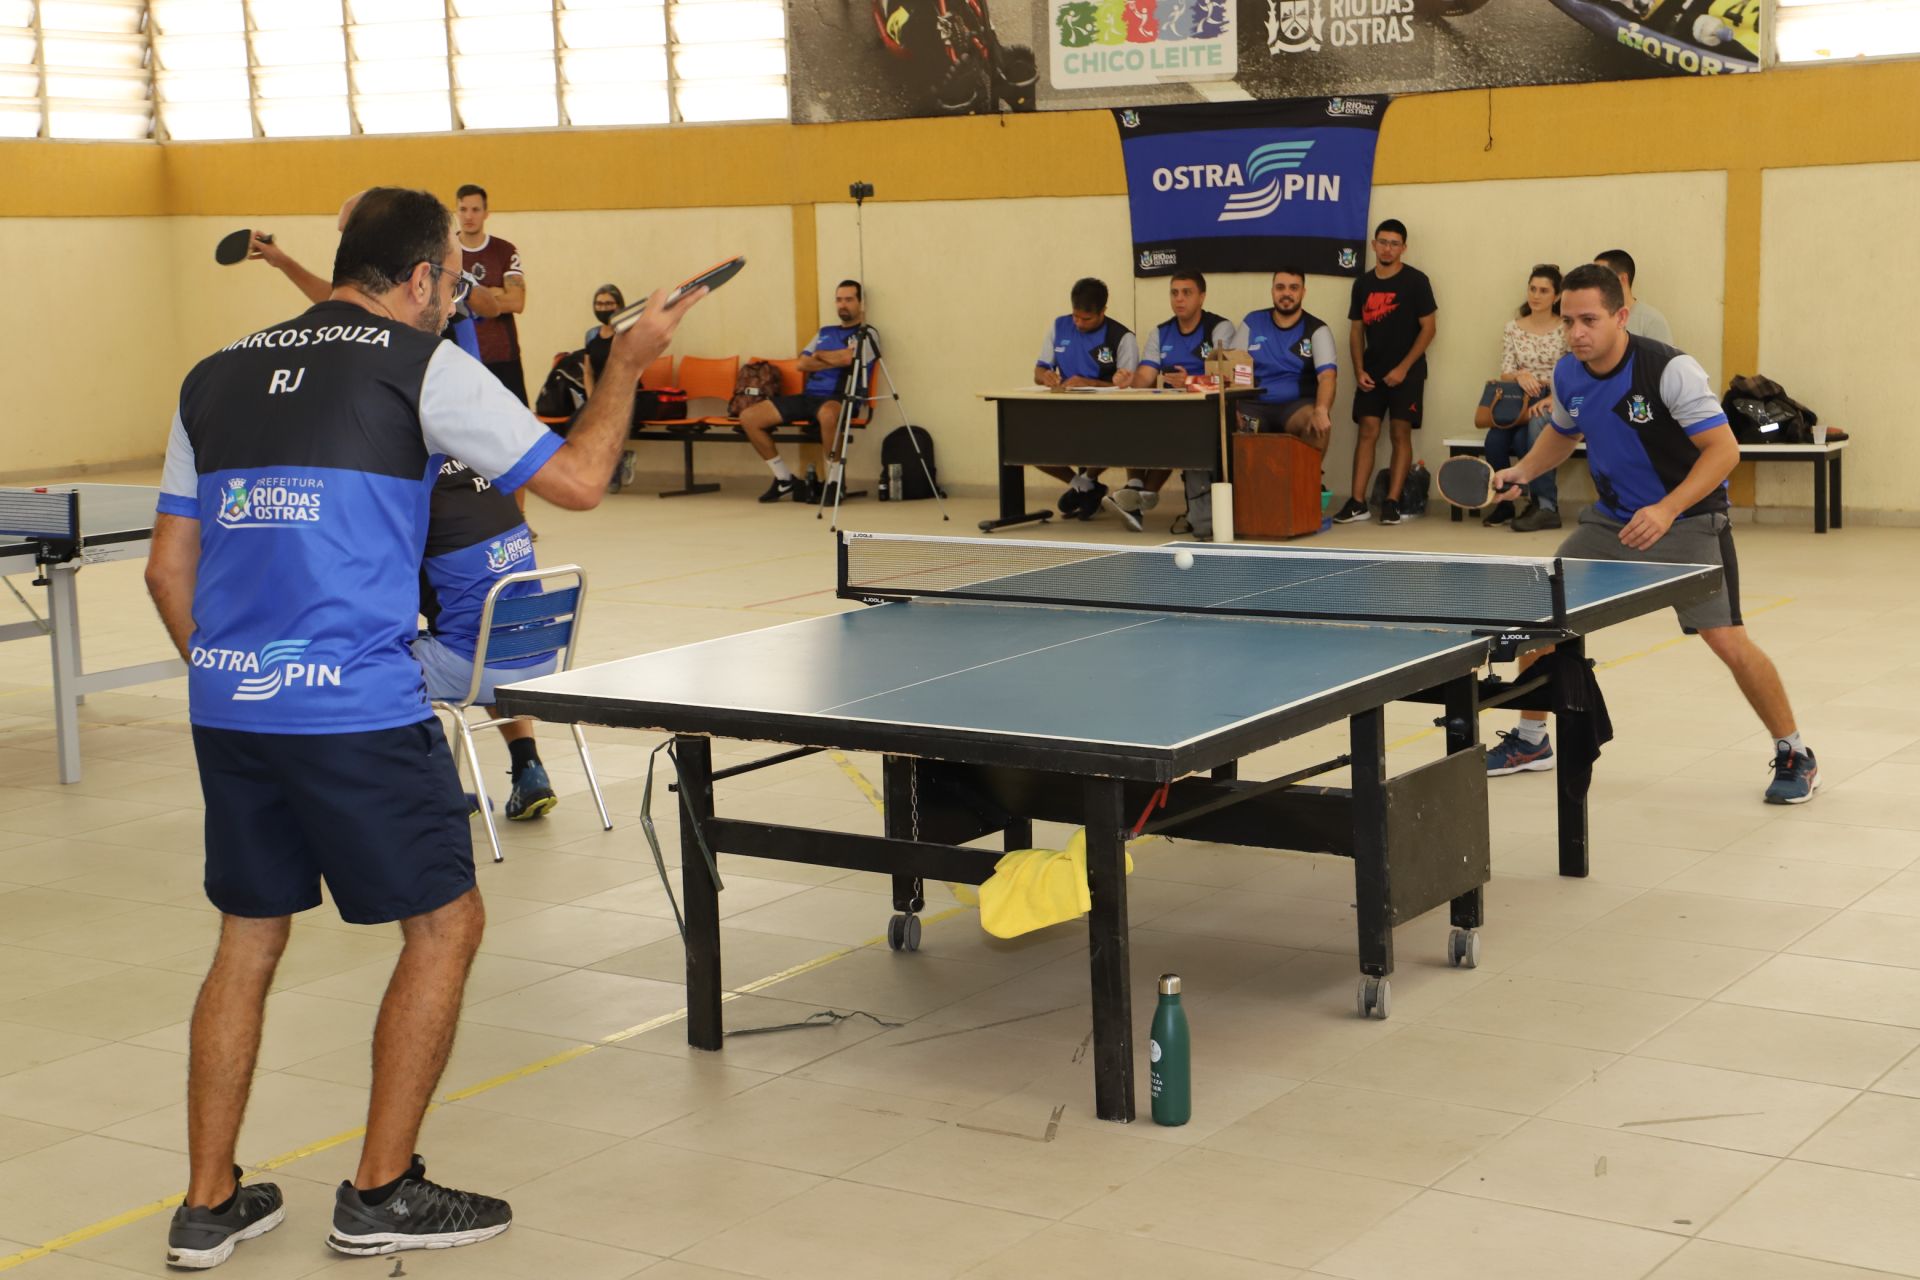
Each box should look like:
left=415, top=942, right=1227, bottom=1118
left=640, top=354, right=674, bottom=390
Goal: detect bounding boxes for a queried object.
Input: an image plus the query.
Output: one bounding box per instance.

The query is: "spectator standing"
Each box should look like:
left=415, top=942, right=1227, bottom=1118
left=1336, top=219, right=1437, bottom=526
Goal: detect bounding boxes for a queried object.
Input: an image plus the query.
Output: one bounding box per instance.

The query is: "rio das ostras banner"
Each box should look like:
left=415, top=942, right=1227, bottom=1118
left=787, top=0, right=1759, bottom=125
left=1114, top=97, right=1388, bottom=279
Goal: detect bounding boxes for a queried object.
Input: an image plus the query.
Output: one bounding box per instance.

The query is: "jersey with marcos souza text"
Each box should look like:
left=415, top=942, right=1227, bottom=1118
left=1549, top=334, right=1730, bottom=524
left=159, top=300, right=563, bottom=734
left=801, top=324, right=873, bottom=400
left=1137, top=312, right=1235, bottom=377
left=421, top=460, right=542, bottom=666
left=1235, top=309, right=1336, bottom=404
left=1036, top=315, right=1139, bottom=382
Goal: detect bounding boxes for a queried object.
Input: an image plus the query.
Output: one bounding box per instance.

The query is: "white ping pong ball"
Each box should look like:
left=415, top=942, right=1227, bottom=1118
left=1173, top=549, right=1196, bottom=570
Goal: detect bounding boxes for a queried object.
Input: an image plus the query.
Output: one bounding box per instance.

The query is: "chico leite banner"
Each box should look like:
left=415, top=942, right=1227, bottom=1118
left=1114, top=96, right=1386, bottom=279
left=1051, top=0, right=1237, bottom=92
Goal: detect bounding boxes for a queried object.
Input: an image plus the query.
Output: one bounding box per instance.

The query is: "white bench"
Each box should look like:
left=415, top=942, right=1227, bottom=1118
left=1442, top=436, right=1849, bottom=534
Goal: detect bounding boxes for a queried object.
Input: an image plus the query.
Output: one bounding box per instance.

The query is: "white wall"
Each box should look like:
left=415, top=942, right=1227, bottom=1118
left=1761, top=161, right=1917, bottom=514
left=816, top=171, right=1726, bottom=501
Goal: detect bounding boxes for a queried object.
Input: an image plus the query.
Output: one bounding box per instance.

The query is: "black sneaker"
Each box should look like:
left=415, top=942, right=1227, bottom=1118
left=757, top=476, right=799, bottom=503
left=1481, top=500, right=1515, bottom=527
left=1058, top=486, right=1090, bottom=516
left=1332, top=498, right=1370, bottom=524
left=1379, top=499, right=1402, bottom=525
left=166, top=1169, right=284, bottom=1270
left=327, top=1157, right=511, bottom=1257
left=1077, top=481, right=1109, bottom=520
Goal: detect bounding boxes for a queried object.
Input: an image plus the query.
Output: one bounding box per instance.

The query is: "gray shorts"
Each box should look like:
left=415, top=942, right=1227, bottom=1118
left=1556, top=506, right=1741, bottom=634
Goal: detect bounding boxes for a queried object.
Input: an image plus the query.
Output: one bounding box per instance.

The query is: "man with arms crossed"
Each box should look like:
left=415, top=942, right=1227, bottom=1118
left=1128, top=270, right=1236, bottom=531
left=148, top=188, right=702, bottom=1268
left=1033, top=276, right=1139, bottom=520
left=1486, top=263, right=1817, bottom=803
left=738, top=279, right=870, bottom=504
left=1335, top=219, right=1436, bottom=526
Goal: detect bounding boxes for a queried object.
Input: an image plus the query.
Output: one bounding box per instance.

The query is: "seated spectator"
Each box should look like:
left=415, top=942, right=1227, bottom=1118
left=738, top=279, right=870, bottom=504
left=1125, top=271, right=1237, bottom=525
left=414, top=461, right=561, bottom=821
left=1234, top=267, right=1337, bottom=452
left=1486, top=264, right=1567, bottom=532
left=1033, top=276, right=1139, bottom=520
left=1595, top=248, right=1673, bottom=345
left=581, top=283, right=624, bottom=395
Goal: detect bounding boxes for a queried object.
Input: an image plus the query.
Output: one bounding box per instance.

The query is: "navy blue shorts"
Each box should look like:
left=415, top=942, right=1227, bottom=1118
left=193, top=719, right=475, bottom=925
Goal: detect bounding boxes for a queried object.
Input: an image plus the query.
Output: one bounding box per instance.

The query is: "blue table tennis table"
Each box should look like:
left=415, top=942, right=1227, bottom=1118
left=497, top=533, right=1720, bottom=1121
left=0, top=484, right=185, bottom=783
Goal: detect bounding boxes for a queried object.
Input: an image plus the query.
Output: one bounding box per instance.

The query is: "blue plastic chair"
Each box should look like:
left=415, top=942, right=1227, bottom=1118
left=432, top=565, right=611, bottom=863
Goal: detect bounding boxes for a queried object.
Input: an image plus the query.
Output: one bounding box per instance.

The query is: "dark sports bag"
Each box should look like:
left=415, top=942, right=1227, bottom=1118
left=1723, top=374, right=1816, bottom=445
left=728, top=359, right=783, bottom=419
left=633, top=388, right=691, bottom=425
left=534, top=351, right=586, bottom=420
left=1367, top=462, right=1430, bottom=516
left=878, top=425, right=942, bottom=501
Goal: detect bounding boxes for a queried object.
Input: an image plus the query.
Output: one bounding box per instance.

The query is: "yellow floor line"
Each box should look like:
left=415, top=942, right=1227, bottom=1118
left=0, top=597, right=1796, bottom=1271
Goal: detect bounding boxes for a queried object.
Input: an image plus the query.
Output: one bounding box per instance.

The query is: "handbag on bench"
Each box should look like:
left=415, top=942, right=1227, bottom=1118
left=1474, top=380, right=1542, bottom=430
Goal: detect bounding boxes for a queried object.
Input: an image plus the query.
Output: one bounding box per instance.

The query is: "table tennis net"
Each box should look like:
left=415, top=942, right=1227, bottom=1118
left=840, top=534, right=1564, bottom=628
left=0, top=489, right=79, bottom=541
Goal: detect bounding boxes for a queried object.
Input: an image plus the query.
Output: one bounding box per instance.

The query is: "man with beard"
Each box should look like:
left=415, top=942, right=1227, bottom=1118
left=1235, top=266, right=1337, bottom=453
left=738, top=279, right=871, bottom=503
left=146, top=188, right=703, bottom=1269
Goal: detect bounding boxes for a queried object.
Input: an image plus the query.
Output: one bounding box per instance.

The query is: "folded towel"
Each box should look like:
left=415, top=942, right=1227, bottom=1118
left=978, top=829, right=1134, bottom=939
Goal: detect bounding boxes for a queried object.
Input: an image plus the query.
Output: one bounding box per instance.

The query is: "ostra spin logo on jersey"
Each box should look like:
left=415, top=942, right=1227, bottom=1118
left=191, top=638, right=343, bottom=701
left=1152, top=140, right=1337, bottom=223
left=216, top=475, right=325, bottom=529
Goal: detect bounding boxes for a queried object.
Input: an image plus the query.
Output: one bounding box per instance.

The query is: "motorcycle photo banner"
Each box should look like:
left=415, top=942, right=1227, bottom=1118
left=1114, top=96, right=1387, bottom=279
left=789, top=0, right=1759, bottom=125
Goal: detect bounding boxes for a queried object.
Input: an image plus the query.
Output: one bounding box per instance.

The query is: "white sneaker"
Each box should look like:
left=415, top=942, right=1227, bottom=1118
left=1102, top=493, right=1144, bottom=532
left=1138, top=488, right=1160, bottom=511
left=1111, top=485, right=1144, bottom=513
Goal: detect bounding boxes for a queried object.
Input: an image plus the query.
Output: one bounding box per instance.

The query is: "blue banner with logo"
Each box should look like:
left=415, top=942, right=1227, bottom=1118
left=1113, top=96, right=1387, bottom=278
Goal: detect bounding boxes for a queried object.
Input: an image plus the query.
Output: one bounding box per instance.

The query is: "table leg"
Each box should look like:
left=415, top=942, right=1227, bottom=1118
left=1350, top=708, right=1395, bottom=982
left=978, top=464, right=1052, bottom=533
left=676, top=736, right=724, bottom=1051
left=1813, top=455, right=1828, bottom=534
left=1831, top=454, right=1843, bottom=530
left=46, top=567, right=83, bottom=785
left=1083, top=776, right=1134, bottom=1123
left=1551, top=642, right=1593, bottom=878
left=1443, top=677, right=1485, bottom=932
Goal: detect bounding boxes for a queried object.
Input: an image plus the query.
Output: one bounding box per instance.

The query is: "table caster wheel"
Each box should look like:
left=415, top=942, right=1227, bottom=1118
left=887, top=913, right=921, bottom=952
left=1448, top=928, right=1481, bottom=969
left=1357, top=975, right=1391, bottom=1020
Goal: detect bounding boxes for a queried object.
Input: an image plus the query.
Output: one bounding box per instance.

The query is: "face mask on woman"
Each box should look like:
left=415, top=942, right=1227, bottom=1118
left=593, top=306, right=617, bottom=326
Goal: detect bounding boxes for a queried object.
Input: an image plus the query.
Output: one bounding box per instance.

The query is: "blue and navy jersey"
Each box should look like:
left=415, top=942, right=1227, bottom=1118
left=802, top=324, right=870, bottom=399
left=446, top=314, right=480, bottom=360
left=1037, top=315, right=1139, bottom=382
left=1138, top=311, right=1234, bottom=377
left=1236, top=308, right=1337, bottom=403
left=159, top=300, right=563, bottom=734
left=1550, top=334, right=1731, bottom=523
left=420, top=461, right=542, bottom=667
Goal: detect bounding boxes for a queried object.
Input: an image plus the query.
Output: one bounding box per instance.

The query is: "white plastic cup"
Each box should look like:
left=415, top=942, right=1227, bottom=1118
left=1811, top=424, right=1828, bottom=446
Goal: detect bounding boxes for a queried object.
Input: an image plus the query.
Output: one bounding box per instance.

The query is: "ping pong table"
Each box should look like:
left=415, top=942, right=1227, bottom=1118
left=0, top=484, right=185, bottom=783
left=497, top=533, right=1720, bottom=1121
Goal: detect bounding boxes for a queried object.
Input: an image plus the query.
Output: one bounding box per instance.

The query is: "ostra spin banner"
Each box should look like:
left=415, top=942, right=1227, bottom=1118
left=1114, top=96, right=1387, bottom=279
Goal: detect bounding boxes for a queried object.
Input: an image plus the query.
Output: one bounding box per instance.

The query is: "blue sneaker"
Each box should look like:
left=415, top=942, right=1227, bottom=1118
left=1765, top=744, right=1820, bottom=804
left=1486, top=729, right=1554, bottom=776
left=505, top=761, right=556, bottom=821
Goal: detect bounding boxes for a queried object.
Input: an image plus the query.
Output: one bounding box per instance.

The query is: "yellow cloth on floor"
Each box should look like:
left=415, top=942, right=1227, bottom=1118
left=977, top=829, right=1133, bottom=939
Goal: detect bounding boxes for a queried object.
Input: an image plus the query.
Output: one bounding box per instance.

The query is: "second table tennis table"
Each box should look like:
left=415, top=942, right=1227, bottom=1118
left=0, top=484, right=186, bottom=783
left=498, top=533, right=1720, bottom=1121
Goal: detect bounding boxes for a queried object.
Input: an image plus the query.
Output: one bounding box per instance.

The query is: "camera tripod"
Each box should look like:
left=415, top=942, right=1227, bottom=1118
left=814, top=321, right=948, bottom=531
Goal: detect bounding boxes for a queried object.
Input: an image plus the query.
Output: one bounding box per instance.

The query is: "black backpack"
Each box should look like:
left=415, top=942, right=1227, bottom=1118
left=534, top=350, right=587, bottom=420
left=878, top=426, right=942, bottom=500
left=1723, top=374, right=1816, bottom=445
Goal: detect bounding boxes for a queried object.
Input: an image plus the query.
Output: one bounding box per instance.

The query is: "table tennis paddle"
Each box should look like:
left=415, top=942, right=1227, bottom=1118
left=214, top=228, right=269, bottom=265
left=1437, top=456, right=1521, bottom=509
left=607, top=255, right=745, bottom=333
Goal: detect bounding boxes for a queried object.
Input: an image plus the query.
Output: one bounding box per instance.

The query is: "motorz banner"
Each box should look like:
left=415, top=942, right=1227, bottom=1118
left=1114, top=96, right=1387, bottom=278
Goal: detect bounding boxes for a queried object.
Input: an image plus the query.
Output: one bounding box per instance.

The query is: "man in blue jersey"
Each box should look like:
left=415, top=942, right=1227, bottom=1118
left=1126, top=271, right=1237, bottom=529
left=416, top=460, right=560, bottom=820
left=739, top=279, right=870, bottom=503
left=1032, top=277, right=1139, bottom=519
left=1235, top=267, right=1337, bottom=453
left=145, top=188, right=703, bottom=1268
left=1488, top=263, right=1816, bottom=804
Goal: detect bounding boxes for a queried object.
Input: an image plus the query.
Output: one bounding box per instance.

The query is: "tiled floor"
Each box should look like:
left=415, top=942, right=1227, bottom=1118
left=1, top=469, right=1917, bottom=1279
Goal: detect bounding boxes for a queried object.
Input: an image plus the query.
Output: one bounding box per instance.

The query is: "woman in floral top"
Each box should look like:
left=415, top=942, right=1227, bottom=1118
left=1486, top=264, right=1568, bottom=531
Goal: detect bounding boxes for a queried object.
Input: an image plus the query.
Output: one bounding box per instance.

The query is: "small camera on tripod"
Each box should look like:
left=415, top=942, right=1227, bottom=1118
left=849, top=181, right=875, bottom=202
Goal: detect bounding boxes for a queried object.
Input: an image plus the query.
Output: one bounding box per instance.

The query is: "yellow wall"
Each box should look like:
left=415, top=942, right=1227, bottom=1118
left=1, top=58, right=1916, bottom=507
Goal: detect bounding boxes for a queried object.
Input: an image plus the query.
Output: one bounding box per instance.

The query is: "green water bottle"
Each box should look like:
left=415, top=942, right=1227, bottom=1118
left=1149, top=973, right=1190, bottom=1126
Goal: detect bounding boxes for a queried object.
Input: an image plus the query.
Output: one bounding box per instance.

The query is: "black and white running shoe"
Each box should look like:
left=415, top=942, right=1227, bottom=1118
left=166, top=1169, right=284, bottom=1270
left=326, top=1157, right=511, bottom=1257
